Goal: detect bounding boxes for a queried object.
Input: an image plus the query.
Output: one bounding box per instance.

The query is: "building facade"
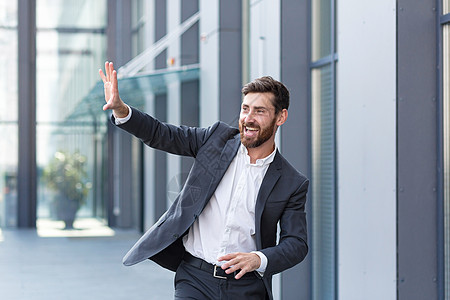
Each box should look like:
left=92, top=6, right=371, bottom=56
left=0, top=0, right=448, bottom=299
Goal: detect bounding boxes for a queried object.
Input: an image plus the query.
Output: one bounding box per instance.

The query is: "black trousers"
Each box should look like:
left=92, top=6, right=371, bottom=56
left=174, top=260, right=267, bottom=300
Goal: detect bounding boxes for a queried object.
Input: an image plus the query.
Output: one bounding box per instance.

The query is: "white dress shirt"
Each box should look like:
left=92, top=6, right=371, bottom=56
left=115, top=107, right=274, bottom=273
left=113, top=105, right=132, bottom=125
left=183, top=144, right=276, bottom=273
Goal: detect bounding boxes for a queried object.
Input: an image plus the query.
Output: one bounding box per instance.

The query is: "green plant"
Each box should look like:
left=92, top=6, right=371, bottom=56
left=43, top=150, right=91, bottom=206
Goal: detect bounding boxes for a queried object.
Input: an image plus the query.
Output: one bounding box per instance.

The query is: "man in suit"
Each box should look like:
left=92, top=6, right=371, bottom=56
left=99, top=61, right=309, bottom=300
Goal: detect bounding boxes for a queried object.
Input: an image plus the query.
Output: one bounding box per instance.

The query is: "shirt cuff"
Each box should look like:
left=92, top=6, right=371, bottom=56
left=251, top=251, right=268, bottom=274
left=114, top=104, right=132, bottom=125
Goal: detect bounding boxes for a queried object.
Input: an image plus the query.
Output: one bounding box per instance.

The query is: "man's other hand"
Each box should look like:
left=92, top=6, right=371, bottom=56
left=217, top=252, right=261, bottom=280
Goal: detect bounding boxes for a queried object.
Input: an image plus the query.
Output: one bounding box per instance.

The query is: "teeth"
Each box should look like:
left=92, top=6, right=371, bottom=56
left=246, top=127, right=258, bottom=131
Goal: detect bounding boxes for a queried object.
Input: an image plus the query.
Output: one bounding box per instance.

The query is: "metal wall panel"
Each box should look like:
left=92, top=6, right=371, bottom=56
left=154, top=0, right=168, bottom=221
left=106, top=0, right=137, bottom=228
left=280, top=0, right=311, bottom=299
left=180, top=0, right=199, bottom=183
left=219, top=0, right=242, bottom=126
left=17, top=0, right=37, bottom=228
left=397, top=0, right=438, bottom=298
left=155, top=0, right=167, bottom=70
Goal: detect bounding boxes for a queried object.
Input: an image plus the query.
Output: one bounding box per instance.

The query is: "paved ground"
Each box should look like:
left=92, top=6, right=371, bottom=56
left=0, top=220, right=174, bottom=300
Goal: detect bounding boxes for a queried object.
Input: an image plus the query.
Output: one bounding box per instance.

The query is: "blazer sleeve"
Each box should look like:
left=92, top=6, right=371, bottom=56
left=261, top=178, right=309, bottom=276
left=112, top=106, right=218, bottom=157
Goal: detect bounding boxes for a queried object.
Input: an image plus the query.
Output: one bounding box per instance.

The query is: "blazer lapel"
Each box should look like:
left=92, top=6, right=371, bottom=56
left=210, top=134, right=241, bottom=188
left=255, top=151, right=282, bottom=246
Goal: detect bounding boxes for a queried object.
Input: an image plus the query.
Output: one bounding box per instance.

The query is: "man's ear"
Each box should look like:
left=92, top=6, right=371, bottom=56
left=276, top=109, right=288, bottom=126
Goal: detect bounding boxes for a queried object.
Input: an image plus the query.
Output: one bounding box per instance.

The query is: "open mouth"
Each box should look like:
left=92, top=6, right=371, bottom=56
left=244, top=125, right=259, bottom=137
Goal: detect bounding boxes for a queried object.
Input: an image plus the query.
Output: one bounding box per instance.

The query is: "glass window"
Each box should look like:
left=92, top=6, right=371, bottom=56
left=0, top=1, right=17, bottom=27
left=132, top=0, right=146, bottom=57
left=36, top=0, right=106, bottom=29
left=36, top=0, right=107, bottom=230
left=312, top=0, right=332, bottom=61
left=443, top=22, right=450, bottom=300
left=311, top=0, right=336, bottom=298
left=311, top=64, right=336, bottom=300
left=0, top=1, right=18, bottom=228
left=445, top=0, right=450, bottom=14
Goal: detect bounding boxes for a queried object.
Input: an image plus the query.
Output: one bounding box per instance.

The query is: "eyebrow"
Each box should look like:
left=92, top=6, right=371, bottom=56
left=242, top=104, right=268, bottom=110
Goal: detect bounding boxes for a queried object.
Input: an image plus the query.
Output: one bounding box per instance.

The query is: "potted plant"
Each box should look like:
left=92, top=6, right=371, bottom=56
left=43, top=150, right=91, bottom=229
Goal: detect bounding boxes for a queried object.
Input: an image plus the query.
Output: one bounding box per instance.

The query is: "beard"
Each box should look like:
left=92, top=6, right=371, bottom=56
left=239, top=117, right=277, bottom=148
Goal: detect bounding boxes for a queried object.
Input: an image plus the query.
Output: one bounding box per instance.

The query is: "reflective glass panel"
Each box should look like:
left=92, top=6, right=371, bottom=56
left=312, top=0, right=332, bottom=61
left=444, top=23, right=450, bottom=300
left=311, top=64, right=336, bottom=300
left=36, top=2, right=107, bottom=230
left=0, top=1, right=17, bottom=228
left=0, top=1, right=17, bottom=27
left=37, top=0, right=106, bottom=29
left=132, top=0, right=145, bottom=57
left=0, top=125, right=18, bottom=228
left=445, top=0, right=450, bottom=14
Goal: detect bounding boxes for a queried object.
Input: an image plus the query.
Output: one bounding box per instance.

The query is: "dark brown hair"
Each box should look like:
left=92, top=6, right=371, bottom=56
left=241, top=76, right=290, bottom=114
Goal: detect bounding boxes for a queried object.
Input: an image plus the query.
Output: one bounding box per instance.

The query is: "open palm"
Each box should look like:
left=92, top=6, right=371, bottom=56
left=99, top=61, right=128, bottom=117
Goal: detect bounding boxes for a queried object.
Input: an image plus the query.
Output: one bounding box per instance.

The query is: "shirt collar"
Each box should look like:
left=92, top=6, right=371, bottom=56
left=239, top=144, right=277, bottom=166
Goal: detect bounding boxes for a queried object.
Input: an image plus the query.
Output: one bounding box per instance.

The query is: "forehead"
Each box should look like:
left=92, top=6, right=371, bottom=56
left=242, top=92, right=275, bottom=108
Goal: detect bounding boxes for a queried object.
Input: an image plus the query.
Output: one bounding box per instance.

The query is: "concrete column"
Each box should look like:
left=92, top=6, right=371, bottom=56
left=337, top=0, right=397, bottom=299
left=17, top=0, right=37, bottom=228
left=107, top=0, right=136, bottom=228
left=142, top=0, right=156, bottom=230
left=153, top=0, right=168, bottom=222
left=279, top=1, right=311, bottom=298
left=199, top=0, right=219, bottom=127
left=166, top=0, right=182, bottom=209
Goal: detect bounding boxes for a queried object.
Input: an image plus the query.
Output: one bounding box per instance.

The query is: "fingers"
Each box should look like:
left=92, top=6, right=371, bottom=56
left=112, top=69, right=118, bottom=93
left=234, top=269, right=247, bottom=280
left=99, top=61, right=124, bottom=113
left=103, top=102, right=111, bottom=111
left=217, top=252, right=260, bottom=279
left=100, top=61, right=115, bottom=83
left=99, top=69, right=106, bottom=83
left=222, top=257, right=243, bottom=274
left=108, top=61, right=115, bottom=81
left=105, top=61, right=111, bottom=81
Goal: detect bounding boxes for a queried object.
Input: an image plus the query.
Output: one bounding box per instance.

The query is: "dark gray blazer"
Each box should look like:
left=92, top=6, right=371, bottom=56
left=117, top=107, right=309, bottom=299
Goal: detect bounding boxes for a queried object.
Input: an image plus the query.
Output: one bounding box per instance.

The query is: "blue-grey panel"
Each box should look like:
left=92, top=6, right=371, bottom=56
left=397, top=0, right=438, bottom=298
left=17, top=0, right=37, bottom=228
left=155, top=94, right=168, bottom=220
left=155, top=0, right=167, bottom=70
left=219, top=0, right=242, bottom=126
left=181, top=0, right=199, bottom=66
left=107, top=0, right=136, bottom=229
left=280, top=0, right=311, bottom=299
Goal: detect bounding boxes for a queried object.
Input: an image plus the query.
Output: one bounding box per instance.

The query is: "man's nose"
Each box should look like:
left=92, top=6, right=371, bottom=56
left=244, top=110, right=255, bottom=123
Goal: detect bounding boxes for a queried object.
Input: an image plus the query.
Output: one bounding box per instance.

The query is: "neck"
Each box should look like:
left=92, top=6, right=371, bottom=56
left=246, top=140, right=276, bottom=164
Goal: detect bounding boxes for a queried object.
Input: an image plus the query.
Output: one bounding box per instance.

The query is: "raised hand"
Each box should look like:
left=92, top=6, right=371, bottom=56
left=99, top=61, right=129, bottom=118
